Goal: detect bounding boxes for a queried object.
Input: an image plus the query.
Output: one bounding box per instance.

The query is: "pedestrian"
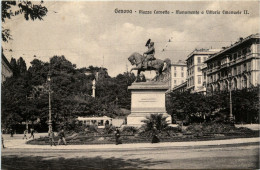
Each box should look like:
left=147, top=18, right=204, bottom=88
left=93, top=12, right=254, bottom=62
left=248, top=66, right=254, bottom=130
left=29, top=128, right=35, bottom=139
left=58, top=129, right=67, bottom=145
left=49, top=130, right=56, bottom=146
left=23, top=129, right=28, bottom=140
left=10, top=128, right=14, bottom=137
left=2, top=134, right=5, bottom=149
left=151, top=125, right=160, bottom=143
left=115, top=128, right=122, bottom=145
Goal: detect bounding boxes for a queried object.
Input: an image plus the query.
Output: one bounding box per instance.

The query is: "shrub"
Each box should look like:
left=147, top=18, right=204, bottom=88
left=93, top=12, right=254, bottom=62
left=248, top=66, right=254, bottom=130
left=86, top=124, right=98, bottom=133
left=102, top=125, right=116, bottom=135
left=122, top=126, right=138, bottom=135
left=186, top=123, right=253, bottom=134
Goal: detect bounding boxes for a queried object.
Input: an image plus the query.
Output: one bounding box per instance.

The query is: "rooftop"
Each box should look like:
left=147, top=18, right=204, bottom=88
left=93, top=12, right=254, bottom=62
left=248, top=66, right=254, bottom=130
left=171, top=60, right=187, bottom=66
left=206, top=33, right=259, bottom=62
left=186, top=49, right=221, bottom=60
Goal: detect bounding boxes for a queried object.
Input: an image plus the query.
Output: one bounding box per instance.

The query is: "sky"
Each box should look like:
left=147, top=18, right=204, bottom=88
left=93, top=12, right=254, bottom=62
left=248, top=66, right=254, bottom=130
left=2, top=1, right=259, bottom=77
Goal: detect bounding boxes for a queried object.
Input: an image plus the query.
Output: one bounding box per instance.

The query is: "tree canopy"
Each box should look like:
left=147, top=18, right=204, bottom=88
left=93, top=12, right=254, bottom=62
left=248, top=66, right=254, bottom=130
left=166, top=87, right=259, bottom=124
left=1, top=55, right=135, bottom=131
left=2, top=1, right=48, bottom=42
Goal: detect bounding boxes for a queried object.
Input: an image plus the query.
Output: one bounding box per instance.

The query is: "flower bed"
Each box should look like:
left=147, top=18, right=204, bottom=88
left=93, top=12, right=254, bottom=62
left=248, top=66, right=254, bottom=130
left=27, top=125, right=258, bottom=145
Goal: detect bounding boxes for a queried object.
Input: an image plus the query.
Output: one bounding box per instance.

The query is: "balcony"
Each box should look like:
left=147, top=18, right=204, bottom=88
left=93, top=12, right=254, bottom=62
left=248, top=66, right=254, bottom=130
left=229, top=60, right=236, bottom=66
left=220, top=63, right=228, bottom=69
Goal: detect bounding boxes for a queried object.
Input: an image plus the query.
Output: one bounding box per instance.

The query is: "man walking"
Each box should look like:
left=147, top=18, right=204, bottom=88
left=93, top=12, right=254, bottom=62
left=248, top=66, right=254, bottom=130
left=29, top=128, right=35, bottom=139
left=58, top=129, right=67, bottom=145
left=2, top=134, right=5, bottom=149
left=23, top=129, right=28, bottom=140
left=115, top=128, right=122, bottom=145
left=10, top=128, right=14, bottom=137
left=151, top=125, right=160, bottom=143
left=49, top=130, right=56, bottom=146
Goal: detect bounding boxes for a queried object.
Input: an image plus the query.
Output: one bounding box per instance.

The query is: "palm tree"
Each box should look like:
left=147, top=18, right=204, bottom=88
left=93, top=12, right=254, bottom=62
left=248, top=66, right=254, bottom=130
left=141, top=113, right=169, bottom=133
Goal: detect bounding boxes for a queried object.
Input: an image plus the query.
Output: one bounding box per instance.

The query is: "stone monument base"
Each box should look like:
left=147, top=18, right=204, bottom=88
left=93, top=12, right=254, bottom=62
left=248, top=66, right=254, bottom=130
left=127, top=82, right=172, bottom=127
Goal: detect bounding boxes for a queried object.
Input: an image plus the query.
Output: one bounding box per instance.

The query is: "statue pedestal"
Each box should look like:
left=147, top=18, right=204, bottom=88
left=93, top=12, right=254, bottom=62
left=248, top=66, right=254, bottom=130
left=127, top=82, right=172, bottom=127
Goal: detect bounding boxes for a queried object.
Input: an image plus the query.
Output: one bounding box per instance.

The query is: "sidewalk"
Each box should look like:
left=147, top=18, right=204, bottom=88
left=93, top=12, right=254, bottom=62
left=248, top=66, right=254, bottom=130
left=3, top=133, right=259, bottom=150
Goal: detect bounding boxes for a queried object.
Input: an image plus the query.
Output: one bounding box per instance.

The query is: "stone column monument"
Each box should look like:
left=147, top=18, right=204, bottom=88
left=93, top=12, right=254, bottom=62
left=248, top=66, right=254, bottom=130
left=92, top=79, right=96, bottom=98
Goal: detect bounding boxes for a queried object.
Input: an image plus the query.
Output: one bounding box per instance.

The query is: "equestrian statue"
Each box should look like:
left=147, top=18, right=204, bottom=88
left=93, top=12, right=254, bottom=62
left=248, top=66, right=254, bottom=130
left=128, top=39, right=171, bottom=81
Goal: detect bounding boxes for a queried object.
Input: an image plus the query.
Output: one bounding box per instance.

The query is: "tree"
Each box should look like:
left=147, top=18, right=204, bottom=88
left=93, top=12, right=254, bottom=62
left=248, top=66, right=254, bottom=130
left=141, top=113, right=169, bottom=132
left=2, top=1, right=48, bottom=42
left=17, top=57, right=27, bottom=75
left=166, top=86, right=259, bottom=124
left=10, top=57, right=19, bottom=77
left=1, top=55, right=136, bottom=131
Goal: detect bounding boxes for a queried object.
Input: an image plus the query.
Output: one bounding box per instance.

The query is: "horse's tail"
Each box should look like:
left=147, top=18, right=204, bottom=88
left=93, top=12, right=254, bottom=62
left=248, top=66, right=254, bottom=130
left=163, top=58, right=171, bottom=65
left=161, top=58, right=171, bottom=72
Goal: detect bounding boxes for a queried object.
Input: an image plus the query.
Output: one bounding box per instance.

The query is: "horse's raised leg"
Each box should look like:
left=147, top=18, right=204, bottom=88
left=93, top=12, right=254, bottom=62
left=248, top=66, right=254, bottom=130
left=134, top=69, right=141, bottom=82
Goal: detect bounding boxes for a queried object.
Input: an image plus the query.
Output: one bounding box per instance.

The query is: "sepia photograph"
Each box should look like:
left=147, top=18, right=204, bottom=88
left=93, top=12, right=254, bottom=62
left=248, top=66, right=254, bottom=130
left=1, top=0, right=259, bottom=169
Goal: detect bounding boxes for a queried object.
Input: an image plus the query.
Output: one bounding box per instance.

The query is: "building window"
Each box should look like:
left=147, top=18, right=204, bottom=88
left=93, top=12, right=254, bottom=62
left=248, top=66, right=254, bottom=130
left=174, top=80, right=176, bottom=84
left=248, top=62, right=251, bottom=70
left=174, top=67, right=176, bottom=70
left=247, top=47, right=252, bottom=53
left=237, top=65, right=241, bottom=74
left=181, top=66, right=184, bottom=71
left=244, top=64, right=247, bottom=72
left=203, top=57, right=207, bottom=61
left=198, top=57, right=201, bottom=64
left=197, top=67, right=201, bottom=72
left=233, top=67, right=237, bottom=75
left=242, top=48, right=247, bottom=56
left=238, top=50, right=242, bottom=58
left=174, top=73, right=177, bottom=77
left=233, top=53, right=238, bottom=60
left=204, top=72, right=206, bottom=79
left=181, top=72, right=184, bottom=77
left=198, top=76, right=201, bottom=84
left=182, top=80, right=184, bottom=83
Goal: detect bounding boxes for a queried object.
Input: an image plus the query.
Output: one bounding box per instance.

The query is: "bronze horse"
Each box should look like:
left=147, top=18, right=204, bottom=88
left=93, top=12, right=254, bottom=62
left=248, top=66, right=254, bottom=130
left=128, top=52, right=171, bottom=81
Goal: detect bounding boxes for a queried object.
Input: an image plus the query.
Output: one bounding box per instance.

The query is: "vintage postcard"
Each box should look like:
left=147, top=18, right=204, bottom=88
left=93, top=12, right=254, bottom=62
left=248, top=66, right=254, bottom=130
left=1, top=1, right=259, bottom=169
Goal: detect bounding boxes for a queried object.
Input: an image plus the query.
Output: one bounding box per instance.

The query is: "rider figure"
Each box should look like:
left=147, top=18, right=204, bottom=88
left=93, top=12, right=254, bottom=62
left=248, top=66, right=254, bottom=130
left=143, top=39, right=156, bottom=69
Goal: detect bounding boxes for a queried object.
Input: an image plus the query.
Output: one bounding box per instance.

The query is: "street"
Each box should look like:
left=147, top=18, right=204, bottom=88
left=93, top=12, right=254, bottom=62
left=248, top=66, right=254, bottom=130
left=1, top=134, right=259, bottom=169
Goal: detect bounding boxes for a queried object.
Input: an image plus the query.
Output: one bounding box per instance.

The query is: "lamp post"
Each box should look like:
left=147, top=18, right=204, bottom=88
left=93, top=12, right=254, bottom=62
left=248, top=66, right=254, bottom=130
left=47, top=72, right=52, bottom=133
left=229, top=80, right=234, bottom=123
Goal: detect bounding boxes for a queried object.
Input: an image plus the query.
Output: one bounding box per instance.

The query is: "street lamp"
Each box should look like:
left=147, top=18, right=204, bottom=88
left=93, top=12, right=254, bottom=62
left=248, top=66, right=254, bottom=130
left=47, top=72, right=52, bottom=133
left=229, top=80, right=234, bottom=123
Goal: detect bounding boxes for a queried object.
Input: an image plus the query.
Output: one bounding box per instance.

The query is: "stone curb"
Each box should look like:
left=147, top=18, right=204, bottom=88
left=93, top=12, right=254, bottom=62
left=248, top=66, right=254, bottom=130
left=4, top=137, right=259, bottom=150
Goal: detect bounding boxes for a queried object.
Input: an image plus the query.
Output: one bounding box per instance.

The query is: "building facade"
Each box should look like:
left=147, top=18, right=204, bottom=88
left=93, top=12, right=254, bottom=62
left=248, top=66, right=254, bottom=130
left=170, top=60, right=187, bottom=89
left=205, top=33, right=260, bottom=93
left=1, top=53, right=13, bottom=83
left=186, top=49, right=220, bottom=93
